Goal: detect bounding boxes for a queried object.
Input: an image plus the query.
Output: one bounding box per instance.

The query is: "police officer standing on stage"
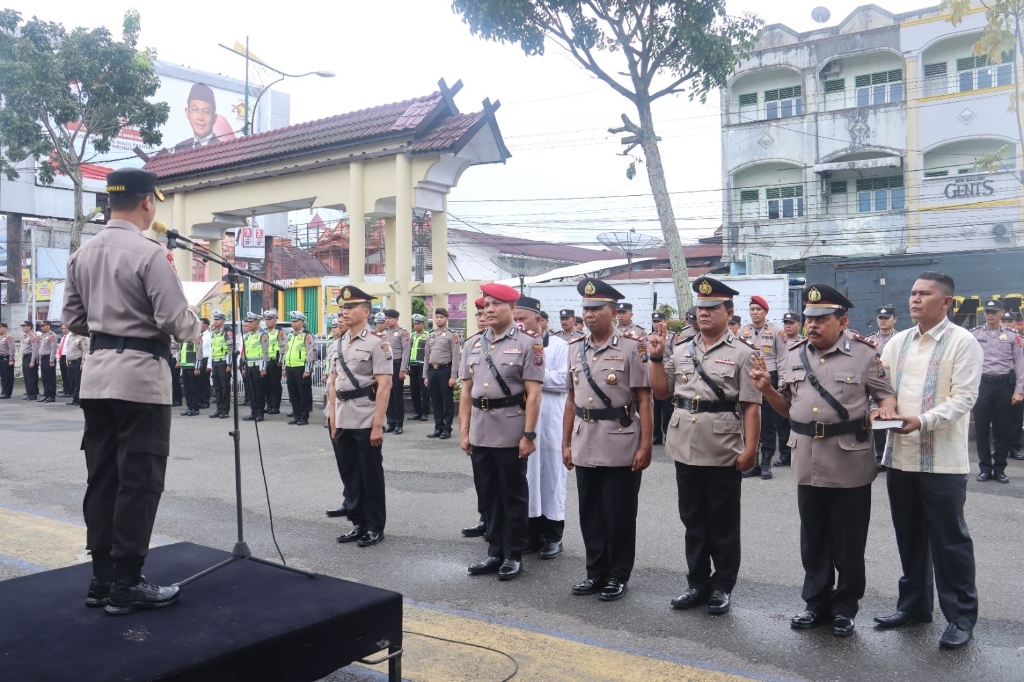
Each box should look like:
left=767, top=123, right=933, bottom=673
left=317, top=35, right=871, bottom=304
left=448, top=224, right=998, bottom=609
left=751, top=284, right=896, bottom=637
left=461, top=284, right=544, bottom=581
left=241, top=312, right=270, bottom=423
left=37, top=320, right=58, bottom=402
left=425, top=307, right=460, bottom=439
left=263, top=310, right=285, bottom=414
left=0, top=322, right=14, bottom=399
left=207, top=311, right=233, bottom=419
left=63, top=167, right=200, bottom=615
left=284, top=311, right=315, bottom=425
left=866, top=306, right=898, bottom=471
left=65, top=331, right=88, bottom=406
left=19, top=320, right=40, bottom=401
left=564, top=279, right=652, bottom=601
left=739, top=296, right=785, bottom=480
left=330, top=286, right=392, bottom=548
left=178, top=331, right=203, bottom=416
left=615, top=302, right=647, bottom=338
left=407, top=314, right=430, bottom=421
left=383, top=309, right=410, bottom=434
left=555, top=309, right=585, bottom=342
left=651, top=312, right=677, bottom=446
left=971, top=299, right=1024, bottom=483
left=650, top=276, right=760, bottom=616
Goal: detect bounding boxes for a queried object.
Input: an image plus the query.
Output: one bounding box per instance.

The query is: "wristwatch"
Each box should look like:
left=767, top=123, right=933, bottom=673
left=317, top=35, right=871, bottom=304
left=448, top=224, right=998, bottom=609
left=523, top=432, right=537, bottom=441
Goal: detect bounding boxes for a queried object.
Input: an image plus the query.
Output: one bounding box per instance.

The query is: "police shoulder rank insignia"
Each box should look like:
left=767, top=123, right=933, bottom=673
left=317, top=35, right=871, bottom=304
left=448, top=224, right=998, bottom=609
left=523, top=328, right=539, bottom=338
left=738, top=337, right=758, bottom=350
left=622, top=328, right=641, bottom=340
left=637, top=340, right=648, bottom=363
left=789, top=338, right=809, bottom=351
left=742, top=329, right=751, bottom=335
left=532, top=343, right=544, bottom=365
left=852, top=333, right=877, bottom=348
left=569, top=336, right=585, bottom=344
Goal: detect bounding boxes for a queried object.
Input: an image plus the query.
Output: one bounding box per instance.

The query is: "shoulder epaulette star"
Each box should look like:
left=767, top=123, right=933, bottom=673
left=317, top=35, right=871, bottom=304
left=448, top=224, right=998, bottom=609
left=621, top=328, right=643, bottom=341
left=568, top=336, right=586, bottom=344
left=788, top=338, right=809, bottom=351
left=372, top=331, right=387, bottom=339
left=852, top=333, right=877, bottom=348
left=522, top=328, right=540, bottom=338
left=737, top=336, right=759, bottom=350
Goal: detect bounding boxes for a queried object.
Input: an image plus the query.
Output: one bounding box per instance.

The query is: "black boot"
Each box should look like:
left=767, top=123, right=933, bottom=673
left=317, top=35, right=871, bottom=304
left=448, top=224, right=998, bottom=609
left=741, top=463, right=761, bottom=478
left=760, top=452, right=773, bottom=480
left=105, top=557, right=180, bottom=616
left=85, top=551, right=114, bottom=608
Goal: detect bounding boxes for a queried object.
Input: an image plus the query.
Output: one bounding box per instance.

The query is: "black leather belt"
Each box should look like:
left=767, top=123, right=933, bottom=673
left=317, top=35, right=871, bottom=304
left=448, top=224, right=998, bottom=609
left=672, top=396, right=739, bottom=413
left=981, top=373, right=1015, bottom=385
left=336, top=384, right=377, bottom=401
left=473, top=393, right=525, bottom=410
left=430, top=362, right=451, bottom=370
left=791, top=419, right=866, bottom=440
left=574, top=403, right=634, bottom=423
left=90, top=333, right=169, bottom=360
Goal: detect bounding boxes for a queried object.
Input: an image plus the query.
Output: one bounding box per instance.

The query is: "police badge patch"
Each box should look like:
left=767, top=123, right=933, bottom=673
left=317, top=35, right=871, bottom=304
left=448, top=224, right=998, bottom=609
left=380, top=342, right=393, bottom=361
left=637, top=341, right=649, bottom=363
left=533, top=343, right=544, bottom=365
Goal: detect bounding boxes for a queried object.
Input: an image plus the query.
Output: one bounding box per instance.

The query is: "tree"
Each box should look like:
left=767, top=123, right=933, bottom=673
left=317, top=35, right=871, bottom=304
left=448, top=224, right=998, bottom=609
left=450, top=0, right=760, bottom=310
left=942, top=0, right=1024, bottom=182
left=0, top=9, right=168, bottom=253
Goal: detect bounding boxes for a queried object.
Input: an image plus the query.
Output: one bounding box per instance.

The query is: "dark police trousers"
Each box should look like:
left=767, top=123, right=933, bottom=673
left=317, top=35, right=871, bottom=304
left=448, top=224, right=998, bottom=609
left=59, top=355, right=69, bottom=395
left=285, top=366, right=312, bottom=419
left=181, top=366, right=200, bottom=412
left=329, top=429, right=351, bottom=510
left=40, top=354, right=56, bottom=399
left=265, top=359, right=283, bottom=411
left=68, top=359, right=82, bottom=402
left=212, top=360, right=231, bottom=414
left=675, top=463, right=742, bottom=593
left=166, top=355, right=181, bottom=405
left=576, top=466, right=642, bottom=582
left=335, top=428, right=386, bottom=533
left=887, top=469, right=978, bottom=630
left=427, top=364, right=454, bottom=433
left=472, top=446, right=529, bottom=561
left=387, top=360, right=405, bottom=428
left=652, top=397, right=672, bottom=443
left=408, top=363, right=427, bottom=416
left=974, top=375, right=1014, bottom=475
left=244, top=366, right=267, bottom=418
left=81, top=399, right=170, bottom=560
left=798, top=483, right=871, bottom=618
left=758, top=371, right=789, bottom=464
left=0, top=354, right=13, bottom=397
left=22, top=354, right=39, bottom=398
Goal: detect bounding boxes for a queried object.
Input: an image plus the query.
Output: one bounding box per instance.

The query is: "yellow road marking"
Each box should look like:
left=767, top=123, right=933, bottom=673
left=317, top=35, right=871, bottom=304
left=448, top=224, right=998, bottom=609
left=0, top=508, right=756, bottom=682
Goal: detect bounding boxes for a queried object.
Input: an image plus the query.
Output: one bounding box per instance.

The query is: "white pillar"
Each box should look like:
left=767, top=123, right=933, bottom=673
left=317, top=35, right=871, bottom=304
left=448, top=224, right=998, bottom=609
left=395, top=153, right=413, bottom=319
left=171, top=192, right=192, bottom=279
left=348, top=160, right=365, bottom=283
left=431, top=201, right=449, bottom=313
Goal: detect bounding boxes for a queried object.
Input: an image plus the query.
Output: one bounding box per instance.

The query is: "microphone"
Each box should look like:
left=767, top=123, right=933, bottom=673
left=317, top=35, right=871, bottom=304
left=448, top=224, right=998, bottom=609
left=151, top=221, right=197, bottom=247
left=151, top=220, right=170, bottom=235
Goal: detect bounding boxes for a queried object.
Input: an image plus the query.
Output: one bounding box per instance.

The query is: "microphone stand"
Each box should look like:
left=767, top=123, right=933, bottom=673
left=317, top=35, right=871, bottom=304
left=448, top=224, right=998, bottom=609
left=162, top=229, right=316, bottom=586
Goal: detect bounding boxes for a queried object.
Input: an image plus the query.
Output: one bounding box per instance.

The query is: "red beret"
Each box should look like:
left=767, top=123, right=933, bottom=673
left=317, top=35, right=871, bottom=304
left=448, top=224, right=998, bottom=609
left=480, top=283, right=520, bottom=303
left=474, top=297, right=485, bottom=310
left=750, top=296, right=769, bottom=311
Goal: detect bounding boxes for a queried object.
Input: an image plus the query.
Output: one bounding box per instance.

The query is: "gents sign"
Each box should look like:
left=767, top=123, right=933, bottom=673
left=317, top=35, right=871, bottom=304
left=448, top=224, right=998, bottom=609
left=944, top=175, right=995, bottom=199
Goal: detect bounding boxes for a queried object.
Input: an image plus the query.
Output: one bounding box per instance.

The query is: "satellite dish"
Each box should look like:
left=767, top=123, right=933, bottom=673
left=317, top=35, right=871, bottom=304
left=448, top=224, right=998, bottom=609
left=490, top=253, right=574, bottom=292
left=811, top=6, right=831, bottom=23
left=597, top=230, right=665, bottom=279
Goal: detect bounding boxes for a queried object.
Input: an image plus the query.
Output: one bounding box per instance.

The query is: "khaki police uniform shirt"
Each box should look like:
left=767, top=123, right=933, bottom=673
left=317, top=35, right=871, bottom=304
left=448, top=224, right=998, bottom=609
left=971, top=324, right=1024, bottom=393
left=616, top=322, right=647, bottom=339
left=62, top=220, right=201, bottom=405
left=386, top=325, right=411, bottom=373
left=425, top=326, right=461, bottom=369
left=38, top=330, right=57, bottom=358
left=457, top=332, right=482, bottom=379
left=462, top=324, right=545, bottom=449
left=20, top=332, right=39, bottom=363
left=780, top=333, right=895, bottom=488
left=568, top=331, right=650, bottom=467
left=0, top=331, right=14, bottom=358
left=333, top=326, right=393, bottom=430
left=664, top=332, right=761, bottom=467
left=865, top=330, right=895, bottom=356
left=740, top=322, right=784, bottom=372
left=66, top=334, right=89, bottom=362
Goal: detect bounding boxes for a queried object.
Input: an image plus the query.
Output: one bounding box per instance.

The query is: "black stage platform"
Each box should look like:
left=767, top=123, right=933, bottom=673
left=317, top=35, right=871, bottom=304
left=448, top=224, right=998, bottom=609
left=0, top=542, right=403, bottom=681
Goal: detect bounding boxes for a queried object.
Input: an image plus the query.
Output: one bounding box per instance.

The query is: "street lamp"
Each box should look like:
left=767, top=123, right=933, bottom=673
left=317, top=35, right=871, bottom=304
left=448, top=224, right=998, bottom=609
left=219, top=39, right=334, bottom=136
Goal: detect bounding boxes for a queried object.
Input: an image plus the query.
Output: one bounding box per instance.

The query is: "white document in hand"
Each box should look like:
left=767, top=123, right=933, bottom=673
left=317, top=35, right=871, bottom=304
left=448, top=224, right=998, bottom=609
left=872, top=419, right=906, bottom=430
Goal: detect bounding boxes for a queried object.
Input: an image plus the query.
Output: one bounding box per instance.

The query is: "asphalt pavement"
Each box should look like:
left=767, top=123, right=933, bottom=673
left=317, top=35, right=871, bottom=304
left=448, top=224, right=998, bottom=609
left=1, top=394, right=1023, bottom=681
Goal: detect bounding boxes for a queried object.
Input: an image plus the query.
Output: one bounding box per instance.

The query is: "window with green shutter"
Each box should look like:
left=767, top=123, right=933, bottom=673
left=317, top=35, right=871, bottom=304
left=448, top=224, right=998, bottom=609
left=824, top=78, right=845, bottom=93
left=855, top=69, right=904, bottom=106
left=856, top=175, right=905, bottom=212
left=737, top=92, right=758, bottom=122
left=302, top=287, right=319, bottom=334
left=739, top=189, right=759, bottom=202
left=924, top=170, right=949, bottom=178
left=830, top=181, right=848, bottom=194
left=284, top=288, right=298, bottom=318
left=958, top=51, right=1014, bottom=92
left=738, top=93, right=757, bottom=105
left=765, top=185, right=804, bottom=220
left=764, top=86, right=803, bottom=120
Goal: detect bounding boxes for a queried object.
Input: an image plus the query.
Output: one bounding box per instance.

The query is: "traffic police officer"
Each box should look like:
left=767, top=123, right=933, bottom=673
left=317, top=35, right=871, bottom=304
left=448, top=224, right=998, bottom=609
left=63, top=167, right=200, bottom=614
left=866, top=305, right=898, bottom=471
left=650, top=276, right=761, bottom=616
left=651, top=311, right=677, bottom=446
left=408, top=314, right=430, bottom=421
left=284, top=311, right=315, bottom=425
left=20, top=321, right=40, bottom=400
left=971, top=299, right=1024, bottom=483
left=564, top=278, right=652, bottom=601
left=263, top=310, right=285, bottom=414
left=0, top=322, right=14, bottom=399
left=555, top=309, right=585, bottom=342
left=37, top=320, right=58, bottom=402
left=460, top=284, right=544, bottom=581
left=740, top=296, right=785, bottom=479
left=178, top=331, right=203, bottom=416
left=241, top=311, right=270, bottom=422
left=207, top=310, right=233, bottom=418
left=425, top=307, right=461, bottom=439
left=65, top=331, right=89, bottom=406
left=330, top=286, right=393, bottom=548
left=383, top=309, right=410, bottom=434
left=614, top=302, right=646, bottom=338
left=751, top=283, right=896, bottom=637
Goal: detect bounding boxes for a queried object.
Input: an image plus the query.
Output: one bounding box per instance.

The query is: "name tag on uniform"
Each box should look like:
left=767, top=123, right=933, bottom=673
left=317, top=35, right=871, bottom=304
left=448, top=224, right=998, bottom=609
left=503, top=348, right=522, bottom=354
left=715, top=358, right=735, bottom=366
left=603, top=355, right=624, bottom=361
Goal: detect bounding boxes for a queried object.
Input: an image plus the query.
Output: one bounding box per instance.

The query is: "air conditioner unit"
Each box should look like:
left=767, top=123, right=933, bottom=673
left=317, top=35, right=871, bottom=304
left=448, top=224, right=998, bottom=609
left=821, top=61, right=841, bottom=78
left=993, top=223, right=1011, bottom=240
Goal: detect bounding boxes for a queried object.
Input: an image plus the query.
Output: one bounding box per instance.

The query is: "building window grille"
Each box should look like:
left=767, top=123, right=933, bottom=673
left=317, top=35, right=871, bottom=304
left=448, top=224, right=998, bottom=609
left=739, top=188, right=759, bottom=218
left=764, top=86, right=803, bottom=120
left=854, top=69, right=903, bottom=106
left=924, top=169, right=949, bottom=178
left=823, top=78, right=846, bottom=110
left=855, top=176, right=905, bottom=212
left=738, top=92, right=758, bottom=122
left=957, top=52, right=1014, bottom=92
left=765, top=185, right=804, bottom=219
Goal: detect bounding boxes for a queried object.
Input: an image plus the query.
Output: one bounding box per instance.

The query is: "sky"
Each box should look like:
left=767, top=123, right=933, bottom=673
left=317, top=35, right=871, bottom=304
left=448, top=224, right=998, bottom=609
left=7, top=0, right=939, bottom=248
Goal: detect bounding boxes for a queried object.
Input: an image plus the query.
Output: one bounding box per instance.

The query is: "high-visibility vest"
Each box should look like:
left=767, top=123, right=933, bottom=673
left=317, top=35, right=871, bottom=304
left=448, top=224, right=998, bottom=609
left=285, top=331, right=308, bottom=368
left=268, top=329, right=281, bottom=358
left=244, top=332, right=264, bottom=364
left=180, top=342, right=197, bottom=367
left=211, top=330, right=229, bottom=361
left=409, top=331, right=428, bottom=363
